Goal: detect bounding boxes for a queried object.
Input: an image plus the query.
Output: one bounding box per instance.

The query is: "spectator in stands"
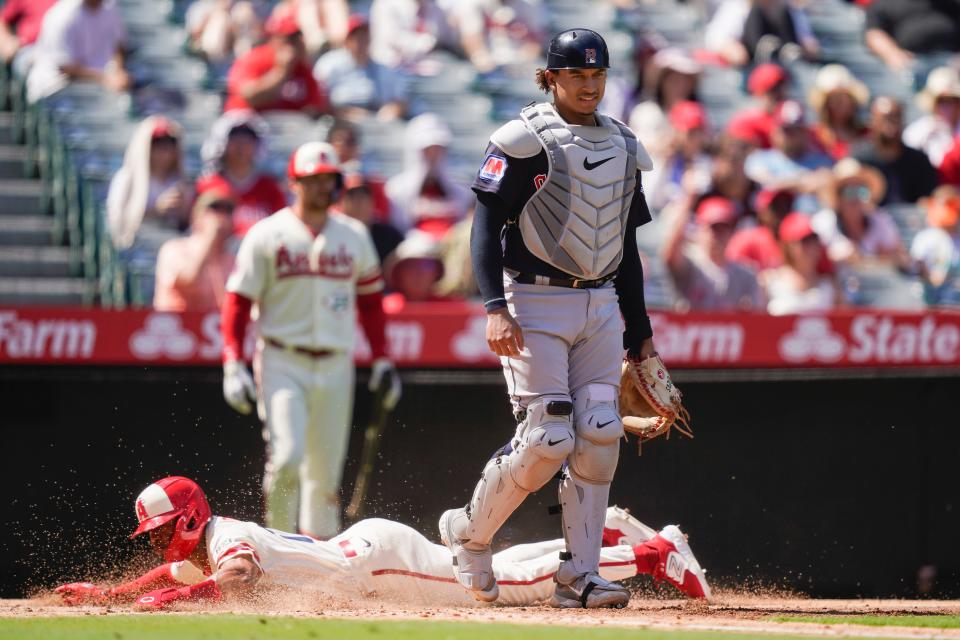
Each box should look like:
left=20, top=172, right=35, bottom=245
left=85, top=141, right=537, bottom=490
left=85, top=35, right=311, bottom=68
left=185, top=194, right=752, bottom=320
left=702, top=133, right=759, bottom=219
left=808, top=64, right=870, bottom=160
left=186, top=0, right=269, bottom=64
left=276, top=0, right=350, bottom=57
left=726, top=63, right=789, bottom=150
left=369, top=0, right=453, bottom=70
left=628, top=48, right=701, bottom=159
left=811, top=158, right=909, bottom=269
left=197, top=110, right=287, bottom=237
left=383, top=232, right=447, bottom=311
left=903, top=67, right=960, bottom=168
left=854, top=96, right=939, bottom=205
left=313, top=14, right=407, bottom=121
left=327, top=119, right=390, bottom=220
left=662, top=195, right=763, bottom=311
left=447, top=0, right=545, bottom=73
left=153, top=188, right=237, bottom=312
left=223, top=6, right=329, bottom=116
left=704, top=0, right=750, bottom=67
left=26, top=0, right=130, bottom=103
left=647, top=100, right=713, bottom=211
left=744, top=100, right=833, bottom=213
left=741, top=0, right=819, bottom=64
left=338, top=175, right=403, bottom=264
left=910, top=186, right=960, bottom=303
left=726, top=187, right=795, bottom=271
left=761, top=212, right=843, bottom=315
left=940, top=135, right=960, bottom=186
left=0, top=0, right=56, bottom=76
left=386, top=113, right=470, bottom=238
left=435, top=208, right=478, bottom=299
left=106, top=116, right=192, bottom=253
left=865, top=0, right=960, bottom=72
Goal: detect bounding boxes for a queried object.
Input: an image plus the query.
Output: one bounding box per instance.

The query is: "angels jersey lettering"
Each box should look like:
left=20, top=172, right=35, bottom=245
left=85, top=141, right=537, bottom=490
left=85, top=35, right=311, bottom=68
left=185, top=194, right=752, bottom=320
left=226, top=208, right=382, bottom=351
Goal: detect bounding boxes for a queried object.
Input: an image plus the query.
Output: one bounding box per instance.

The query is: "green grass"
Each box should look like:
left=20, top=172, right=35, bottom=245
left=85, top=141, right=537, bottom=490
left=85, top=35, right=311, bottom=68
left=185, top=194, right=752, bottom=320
left=775, top=615, right=960, bottom=629
left=0, top=614, right=892, bottom=640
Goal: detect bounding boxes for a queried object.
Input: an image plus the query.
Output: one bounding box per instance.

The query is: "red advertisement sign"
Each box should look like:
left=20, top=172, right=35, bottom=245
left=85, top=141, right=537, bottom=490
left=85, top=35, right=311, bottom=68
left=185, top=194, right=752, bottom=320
left=0, top=305, right=958, bottom=369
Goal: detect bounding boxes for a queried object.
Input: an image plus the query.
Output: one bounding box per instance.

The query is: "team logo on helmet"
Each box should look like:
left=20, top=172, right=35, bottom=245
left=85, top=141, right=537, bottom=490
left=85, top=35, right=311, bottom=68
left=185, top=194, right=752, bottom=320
left=585, top=48, right=597, bottom=64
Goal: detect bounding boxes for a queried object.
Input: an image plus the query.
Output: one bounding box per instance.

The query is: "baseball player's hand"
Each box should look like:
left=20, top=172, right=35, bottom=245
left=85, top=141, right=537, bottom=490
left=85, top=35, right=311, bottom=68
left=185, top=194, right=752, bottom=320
left=486, top=308, right=524, bottom=357
left=136, top=587, right=187, bottom=610
left=369, top=357, right=402, bottom=410
left=55, top=582, right=108, bottom=606
left=222, top=359, right=256, bottom=415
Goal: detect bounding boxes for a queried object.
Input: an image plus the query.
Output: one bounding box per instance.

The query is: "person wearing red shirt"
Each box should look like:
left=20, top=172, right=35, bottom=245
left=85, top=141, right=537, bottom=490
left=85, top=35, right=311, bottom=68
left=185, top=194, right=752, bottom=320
left=0, top=0, right=56, bottom=73
left=726, top=63, right=789, bottom=150
left=224, top=8, right=329, bottom=116
left=940, top=135, right=960, bottom=187
left=197, top=111, right=287, bottom=237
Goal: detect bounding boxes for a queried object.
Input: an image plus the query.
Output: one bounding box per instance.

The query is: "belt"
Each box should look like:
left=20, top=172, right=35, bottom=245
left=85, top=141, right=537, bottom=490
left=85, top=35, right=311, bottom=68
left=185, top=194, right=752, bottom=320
left=265, top=337, right=333, bottom=359
left=511, top=272, right=615, bottom=289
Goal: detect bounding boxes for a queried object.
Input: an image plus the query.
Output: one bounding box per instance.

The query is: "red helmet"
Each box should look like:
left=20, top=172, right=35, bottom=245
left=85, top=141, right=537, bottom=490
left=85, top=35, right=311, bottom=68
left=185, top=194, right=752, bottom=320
left=130, top=476, right=212, bottom=563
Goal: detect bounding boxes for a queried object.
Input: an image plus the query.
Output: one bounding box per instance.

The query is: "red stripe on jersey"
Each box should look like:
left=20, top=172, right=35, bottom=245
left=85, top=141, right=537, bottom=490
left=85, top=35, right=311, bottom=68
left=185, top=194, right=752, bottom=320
left=370, top=569, right=457, bottom=583
left=357, top=271, right=383, bottom=286
left=338, top=539, right=358, bottom=558
left=217, top=544, right=261, bottom=568
left=276, top=270, right=353, bottom=281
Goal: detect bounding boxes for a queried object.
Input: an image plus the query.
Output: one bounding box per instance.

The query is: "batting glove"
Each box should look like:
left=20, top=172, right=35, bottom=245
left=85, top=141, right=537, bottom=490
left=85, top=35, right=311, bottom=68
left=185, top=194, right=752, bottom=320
left=55, top=582, right=108, bottom=606
left=136, top=579, right=221, bottom=610
left=369, top=357, right=402, bottom=410
left=223, top=359, right=256, bottom=415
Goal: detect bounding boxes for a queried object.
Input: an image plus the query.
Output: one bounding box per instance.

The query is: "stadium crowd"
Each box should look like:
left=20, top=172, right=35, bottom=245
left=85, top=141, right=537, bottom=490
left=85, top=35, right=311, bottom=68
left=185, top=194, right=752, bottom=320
left=3, top=0, right=960, bottom=313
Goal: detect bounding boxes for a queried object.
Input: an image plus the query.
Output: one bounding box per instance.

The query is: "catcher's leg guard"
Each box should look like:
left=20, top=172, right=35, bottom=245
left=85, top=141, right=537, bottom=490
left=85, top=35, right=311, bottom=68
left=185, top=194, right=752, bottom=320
left=559, top=384, right=623, bottom=575
left=461, top=395, right=575, bottom=545
left=441, top=396, right=574, bottom=599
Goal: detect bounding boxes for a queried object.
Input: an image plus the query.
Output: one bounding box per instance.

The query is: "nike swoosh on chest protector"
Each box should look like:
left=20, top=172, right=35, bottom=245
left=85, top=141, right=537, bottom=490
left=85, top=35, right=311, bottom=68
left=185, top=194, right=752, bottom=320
left=583, top=155, right=616, bottom=170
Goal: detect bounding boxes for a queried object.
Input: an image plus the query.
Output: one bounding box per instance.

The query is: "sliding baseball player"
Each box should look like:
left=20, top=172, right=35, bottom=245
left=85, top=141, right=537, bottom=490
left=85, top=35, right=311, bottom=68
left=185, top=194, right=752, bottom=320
left=54, top=476, right=711, bottom=609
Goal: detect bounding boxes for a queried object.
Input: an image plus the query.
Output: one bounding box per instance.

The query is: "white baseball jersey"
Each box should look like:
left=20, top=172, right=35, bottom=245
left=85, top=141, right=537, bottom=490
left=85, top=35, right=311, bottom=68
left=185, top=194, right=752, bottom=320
left=226, top=207, right=383, bottom=351
left=167, top=516, right=642, bottom=606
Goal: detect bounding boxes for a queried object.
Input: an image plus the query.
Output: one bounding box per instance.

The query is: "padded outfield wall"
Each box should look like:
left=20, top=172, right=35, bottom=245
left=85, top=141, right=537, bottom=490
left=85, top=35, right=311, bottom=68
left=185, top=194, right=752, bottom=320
left=0, top=365, right=957, bottom=599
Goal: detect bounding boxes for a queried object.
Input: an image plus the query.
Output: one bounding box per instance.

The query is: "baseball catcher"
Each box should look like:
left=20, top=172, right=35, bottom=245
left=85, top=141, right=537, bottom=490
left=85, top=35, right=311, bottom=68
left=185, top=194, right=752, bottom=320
left=53, top=476, right=711, bottom=609
left=439, top=28, right=690, bottom=609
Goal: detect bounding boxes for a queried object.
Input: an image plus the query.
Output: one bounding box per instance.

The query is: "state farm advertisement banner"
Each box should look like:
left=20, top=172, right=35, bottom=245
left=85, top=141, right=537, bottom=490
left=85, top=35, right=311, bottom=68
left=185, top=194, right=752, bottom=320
left=1, top=306, right=959, bottom=368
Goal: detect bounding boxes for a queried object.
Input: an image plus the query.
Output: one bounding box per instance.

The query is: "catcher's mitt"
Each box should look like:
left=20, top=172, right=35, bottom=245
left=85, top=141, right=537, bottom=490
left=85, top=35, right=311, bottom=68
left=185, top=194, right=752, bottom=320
left=618, top=353, right=692, bottom=452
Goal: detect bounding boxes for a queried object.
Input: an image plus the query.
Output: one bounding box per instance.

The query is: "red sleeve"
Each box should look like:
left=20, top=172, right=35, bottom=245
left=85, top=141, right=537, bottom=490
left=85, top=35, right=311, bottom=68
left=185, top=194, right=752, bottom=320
left=0, top=0, right=22, bottom=25
left=107, top=564, right=181, bottom=598
left=357, top=290, right=387, bottom=359
left=221, top=291, right=254, bottom=362
left=939, top=139, right=960, bottom=186
left=225, top=49, right=266, bottom=112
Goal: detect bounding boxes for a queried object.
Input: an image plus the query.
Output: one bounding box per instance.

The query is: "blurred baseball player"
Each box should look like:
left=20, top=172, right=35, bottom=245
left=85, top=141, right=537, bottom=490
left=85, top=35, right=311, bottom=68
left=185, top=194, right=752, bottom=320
left=220, top=141, right=401, bottom=539
left=54, top=476, right=710, bottom=609
left=440, top=28, right=688, bottom=608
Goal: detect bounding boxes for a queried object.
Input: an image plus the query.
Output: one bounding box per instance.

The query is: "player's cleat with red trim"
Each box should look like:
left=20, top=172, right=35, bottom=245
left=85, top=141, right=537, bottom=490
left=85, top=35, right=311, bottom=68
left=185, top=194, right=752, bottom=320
left=646, top=525, right=712, bottom=600
left=603, top=505, right=658, bottom=547
left=439, top=508, right=499, bottom=603
left=549, top=561, right=630, bottom=609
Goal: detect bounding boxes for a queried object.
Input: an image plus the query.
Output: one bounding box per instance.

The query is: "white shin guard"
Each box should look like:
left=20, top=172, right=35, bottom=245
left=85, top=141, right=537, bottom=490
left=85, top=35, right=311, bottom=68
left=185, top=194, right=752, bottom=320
left=559, top=385, right=623, bottom=575
left=459, top=395, right=575, bottom=546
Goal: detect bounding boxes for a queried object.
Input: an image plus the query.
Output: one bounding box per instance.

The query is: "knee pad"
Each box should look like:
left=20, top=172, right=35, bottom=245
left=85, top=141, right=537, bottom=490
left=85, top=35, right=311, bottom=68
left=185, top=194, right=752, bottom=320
left=511, top=395, right=575, bottom=491
left=569, top=384, right=622, bottom=483
left=460, top=396, right=574, bottom=546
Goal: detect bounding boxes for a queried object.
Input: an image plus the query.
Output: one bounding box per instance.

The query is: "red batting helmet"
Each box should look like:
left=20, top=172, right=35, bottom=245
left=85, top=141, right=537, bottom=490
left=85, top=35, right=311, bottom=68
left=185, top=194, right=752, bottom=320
left=287, top=141, right=341, bottom=180
left=130, top=476, right=212, bottom=563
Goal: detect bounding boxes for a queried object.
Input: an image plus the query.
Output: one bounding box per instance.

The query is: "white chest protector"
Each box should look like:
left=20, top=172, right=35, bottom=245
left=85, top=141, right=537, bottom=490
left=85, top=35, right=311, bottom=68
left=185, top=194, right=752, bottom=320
left=512, top=102, right=650, bottom=280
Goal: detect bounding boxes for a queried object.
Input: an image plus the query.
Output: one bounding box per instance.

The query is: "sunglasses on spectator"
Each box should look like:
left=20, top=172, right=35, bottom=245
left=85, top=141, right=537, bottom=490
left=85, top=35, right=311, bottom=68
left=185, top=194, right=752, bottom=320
left=152, top=135, right=178, bottom=146
left=708, top=222, right=734, bottom=233
left=839, top=184, right=871, bottom=202
left=208, top=200, right=235, bottom=214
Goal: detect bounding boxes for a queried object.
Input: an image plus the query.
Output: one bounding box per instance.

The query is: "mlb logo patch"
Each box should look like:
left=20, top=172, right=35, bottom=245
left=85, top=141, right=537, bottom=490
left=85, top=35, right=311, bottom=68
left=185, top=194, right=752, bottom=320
left=478, top=154, right=507, bottom=182
left=585, top=48, right=597, bottom=64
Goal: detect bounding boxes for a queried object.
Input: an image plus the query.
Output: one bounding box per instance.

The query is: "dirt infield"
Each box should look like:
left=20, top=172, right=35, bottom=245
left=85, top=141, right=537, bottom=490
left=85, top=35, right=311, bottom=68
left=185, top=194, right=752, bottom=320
left=4, top=593, right=960, bottom=638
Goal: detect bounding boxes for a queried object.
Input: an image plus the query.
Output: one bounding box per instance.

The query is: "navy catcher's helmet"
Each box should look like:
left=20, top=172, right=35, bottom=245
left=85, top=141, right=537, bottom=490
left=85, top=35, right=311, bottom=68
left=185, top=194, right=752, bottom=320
left=546, top=29, right=610, bottom=70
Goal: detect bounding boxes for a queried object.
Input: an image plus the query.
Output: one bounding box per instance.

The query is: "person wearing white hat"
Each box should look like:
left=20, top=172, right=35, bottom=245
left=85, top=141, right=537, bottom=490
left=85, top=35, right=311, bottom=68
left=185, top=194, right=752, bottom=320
left=385, top=112, right=471, bottom=238
left=903, top=66, right=960, bottom=167
left=220, top=140, right=401, bottom=539
left=808, top=64, right=870, bottom=160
